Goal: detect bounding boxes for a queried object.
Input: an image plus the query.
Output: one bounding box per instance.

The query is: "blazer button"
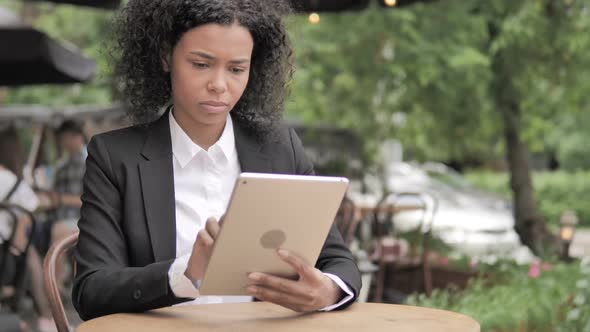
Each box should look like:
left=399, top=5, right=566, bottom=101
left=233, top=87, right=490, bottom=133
left=133, top=289, right=142, bottom=300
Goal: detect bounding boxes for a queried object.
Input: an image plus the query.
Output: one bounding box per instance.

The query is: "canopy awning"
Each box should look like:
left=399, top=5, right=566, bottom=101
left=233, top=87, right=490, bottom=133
left=23, top=0, right=120, bottom=9
left=290, top=0, right=370, bottom=12
left=0, top=7, right=96, bottom=86
left=0, top=103, right=126, bottom=127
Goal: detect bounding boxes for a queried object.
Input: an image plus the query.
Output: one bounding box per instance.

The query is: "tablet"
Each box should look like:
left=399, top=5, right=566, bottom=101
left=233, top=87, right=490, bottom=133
left=199, top=172, right=349, bottom=296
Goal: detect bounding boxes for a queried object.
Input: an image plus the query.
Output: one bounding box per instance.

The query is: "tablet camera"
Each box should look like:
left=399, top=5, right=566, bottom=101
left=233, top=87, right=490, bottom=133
left=260, top=229, right=286, bottom=249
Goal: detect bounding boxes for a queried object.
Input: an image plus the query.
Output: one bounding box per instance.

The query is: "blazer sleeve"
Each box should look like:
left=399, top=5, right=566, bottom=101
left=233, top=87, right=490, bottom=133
left=72, top=136, right=188, bottom=321
left=288, top=128, right=362, bottom=308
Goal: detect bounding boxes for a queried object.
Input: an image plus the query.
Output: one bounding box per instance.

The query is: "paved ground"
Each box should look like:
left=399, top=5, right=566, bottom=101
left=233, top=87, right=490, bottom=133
left=16, top=283, right=81, bottom=332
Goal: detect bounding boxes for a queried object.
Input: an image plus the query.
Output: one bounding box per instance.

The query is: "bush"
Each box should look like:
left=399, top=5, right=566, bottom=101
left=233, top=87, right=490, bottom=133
left=466, top=171, right=590, bottom=228
left=406, top=260, right=588, bottom=332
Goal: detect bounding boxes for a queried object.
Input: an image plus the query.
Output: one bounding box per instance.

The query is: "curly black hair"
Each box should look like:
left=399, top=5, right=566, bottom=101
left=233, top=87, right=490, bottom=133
left=112, top=0, right=294, bottom=141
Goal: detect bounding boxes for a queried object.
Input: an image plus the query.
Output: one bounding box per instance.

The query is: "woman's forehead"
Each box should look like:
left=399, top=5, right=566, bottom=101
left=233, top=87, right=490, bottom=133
left=176, top=23, right=254, bottom=60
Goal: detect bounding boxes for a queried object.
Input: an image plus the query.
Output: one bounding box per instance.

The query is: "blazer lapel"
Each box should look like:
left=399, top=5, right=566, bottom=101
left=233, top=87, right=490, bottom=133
left=233, top=120, right=273, bottom=173
left=137, top=115, right=273, bottom=262
left=138, top=112, right=177, bottom=262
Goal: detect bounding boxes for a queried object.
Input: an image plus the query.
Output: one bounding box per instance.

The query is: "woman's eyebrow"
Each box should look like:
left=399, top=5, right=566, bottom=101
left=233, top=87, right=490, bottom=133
left=189, top=51, right=250, bottom=64
left=190, top=51, right=215, bottom=60
left=229, top=58, right=250, bottom=64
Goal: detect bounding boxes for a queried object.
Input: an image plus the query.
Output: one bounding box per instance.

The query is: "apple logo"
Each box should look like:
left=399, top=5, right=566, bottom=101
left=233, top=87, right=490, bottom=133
left=260, top=229, right=286, bottom=249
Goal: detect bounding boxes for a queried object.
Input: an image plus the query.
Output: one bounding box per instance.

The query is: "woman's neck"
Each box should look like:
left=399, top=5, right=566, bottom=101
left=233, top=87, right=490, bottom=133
left=172, top=108, right=225, bottom=151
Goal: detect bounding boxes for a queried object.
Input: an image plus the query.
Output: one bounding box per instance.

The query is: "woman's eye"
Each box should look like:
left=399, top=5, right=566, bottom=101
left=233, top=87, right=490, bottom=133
left=192, top=62, right=208, bottom=69
left=230, top=67, right=245, bottom=74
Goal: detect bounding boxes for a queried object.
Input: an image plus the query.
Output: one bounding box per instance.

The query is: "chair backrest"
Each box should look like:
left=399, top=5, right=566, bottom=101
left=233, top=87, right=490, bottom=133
left=372, top=192, right=430, bottom=237
left=43, top=231, right=78, bottom=332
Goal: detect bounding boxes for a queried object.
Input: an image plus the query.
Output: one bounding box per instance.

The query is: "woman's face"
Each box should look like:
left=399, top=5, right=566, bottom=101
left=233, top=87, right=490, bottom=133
left=167, top=23, right=253, bottom=131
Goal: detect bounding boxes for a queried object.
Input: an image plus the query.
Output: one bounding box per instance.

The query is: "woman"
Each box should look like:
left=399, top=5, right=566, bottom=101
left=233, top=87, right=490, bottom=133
left=73, top=0, right=361, bottom=321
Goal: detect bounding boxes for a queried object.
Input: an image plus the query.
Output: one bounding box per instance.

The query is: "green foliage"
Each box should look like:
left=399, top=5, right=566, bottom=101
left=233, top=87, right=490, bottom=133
left=287, top=2, right=500, bottom=164
left=547, top=111, right=590, bottom=171
left=407, top=260, right=586, bottom=332
left=286, top=1, right=590, bottom=168
left=561, top=258, right=590, bottom=332
left=466, top=171, right=590, bottom=228
left=465, top=171, right=511, bottom=197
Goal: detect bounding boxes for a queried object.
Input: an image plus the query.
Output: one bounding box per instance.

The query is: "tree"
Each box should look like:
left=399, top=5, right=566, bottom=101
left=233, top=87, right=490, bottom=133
left=287, top=3, right=499, bottom=165
left=480, top=0, right=590, bottom=253
left=286, top=1, right=590, bottom=254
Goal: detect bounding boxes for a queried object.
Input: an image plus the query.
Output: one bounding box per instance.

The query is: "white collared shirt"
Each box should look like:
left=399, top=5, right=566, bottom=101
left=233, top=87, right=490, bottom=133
left=167, top=111, right=353, bottom=310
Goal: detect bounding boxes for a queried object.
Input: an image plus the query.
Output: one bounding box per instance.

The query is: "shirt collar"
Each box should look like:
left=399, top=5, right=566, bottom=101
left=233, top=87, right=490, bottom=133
left=168, top=110, right=235, bottom=168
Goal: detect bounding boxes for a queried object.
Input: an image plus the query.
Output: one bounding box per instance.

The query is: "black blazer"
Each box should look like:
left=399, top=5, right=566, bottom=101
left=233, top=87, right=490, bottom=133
left=72, top=112, right=361, bottom=320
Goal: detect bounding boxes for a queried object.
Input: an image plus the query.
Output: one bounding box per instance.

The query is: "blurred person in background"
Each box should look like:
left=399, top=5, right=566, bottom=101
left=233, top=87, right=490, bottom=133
left=0, top=127, right=57, bottom=332
left=47, top=120, right=87, bottom=293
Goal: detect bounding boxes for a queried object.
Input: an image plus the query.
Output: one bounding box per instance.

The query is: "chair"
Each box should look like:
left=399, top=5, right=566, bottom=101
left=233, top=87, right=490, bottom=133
left=43, top=231, right=78, bottom=332
left=333, top=196, right=378, bottom=302
left=368, top=192, right=437, bottom=302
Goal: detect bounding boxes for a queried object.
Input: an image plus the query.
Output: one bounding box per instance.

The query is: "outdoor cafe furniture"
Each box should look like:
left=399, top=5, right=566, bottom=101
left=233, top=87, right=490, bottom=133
left=76, top=301, right=480, bottom=332
left=354, top=192, right=437, bottom=301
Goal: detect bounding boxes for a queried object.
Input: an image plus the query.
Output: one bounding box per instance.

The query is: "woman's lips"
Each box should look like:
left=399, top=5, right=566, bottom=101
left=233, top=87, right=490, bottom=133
left=200, top=101, right=228, bottom=113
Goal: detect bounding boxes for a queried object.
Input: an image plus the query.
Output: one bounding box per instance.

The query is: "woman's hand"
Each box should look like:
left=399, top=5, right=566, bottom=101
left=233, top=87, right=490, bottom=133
left=246, top=249, right=343, bottom=312
left=185, top=217, right=222, bottom=281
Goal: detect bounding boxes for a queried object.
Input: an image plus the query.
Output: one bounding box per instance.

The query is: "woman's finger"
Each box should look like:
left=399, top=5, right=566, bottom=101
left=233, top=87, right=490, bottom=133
left=205, top=217, right=221, bottom=239
left=276, top=249, right=313, bottom=279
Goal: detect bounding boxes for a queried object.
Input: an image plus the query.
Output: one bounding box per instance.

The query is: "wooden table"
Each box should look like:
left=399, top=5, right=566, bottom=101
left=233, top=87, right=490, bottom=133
left=76, top=302, right=480, bottom=332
